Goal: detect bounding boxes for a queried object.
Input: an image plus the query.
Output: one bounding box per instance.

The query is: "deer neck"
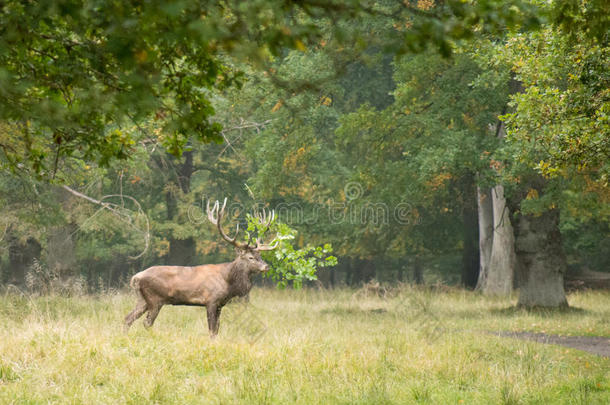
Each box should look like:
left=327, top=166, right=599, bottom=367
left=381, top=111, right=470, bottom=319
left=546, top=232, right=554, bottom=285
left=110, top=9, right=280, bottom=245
left=226, top=260, right=253, bottom=298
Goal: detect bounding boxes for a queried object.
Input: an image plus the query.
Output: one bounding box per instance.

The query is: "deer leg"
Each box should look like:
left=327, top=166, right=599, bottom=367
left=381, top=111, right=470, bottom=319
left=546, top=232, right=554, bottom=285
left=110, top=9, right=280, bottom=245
left=143, top=304, right=162, bottom=328
left=206, top=305, right=222, bottom=338
left=214, top=307, right=222, bottom=335
left=124, top=298, right=148, bottom=332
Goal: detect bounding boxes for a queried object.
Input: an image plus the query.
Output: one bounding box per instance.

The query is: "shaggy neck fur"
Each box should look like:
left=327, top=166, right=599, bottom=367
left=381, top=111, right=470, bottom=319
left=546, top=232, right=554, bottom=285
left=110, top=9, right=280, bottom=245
left=226, top=259, right=253, bottom=298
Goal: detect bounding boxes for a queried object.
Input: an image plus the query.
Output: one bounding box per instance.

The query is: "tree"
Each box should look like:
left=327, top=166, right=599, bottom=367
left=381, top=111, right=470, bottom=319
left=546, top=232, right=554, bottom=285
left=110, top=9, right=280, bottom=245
left=491, top=16, right=609, bottom=306
left=475, top=124, right=517, bottom=296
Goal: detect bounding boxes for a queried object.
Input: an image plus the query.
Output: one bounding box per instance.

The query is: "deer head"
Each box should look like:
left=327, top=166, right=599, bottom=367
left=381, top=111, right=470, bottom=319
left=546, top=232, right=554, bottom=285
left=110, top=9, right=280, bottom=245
left=206, top=198, right=278, bottom=273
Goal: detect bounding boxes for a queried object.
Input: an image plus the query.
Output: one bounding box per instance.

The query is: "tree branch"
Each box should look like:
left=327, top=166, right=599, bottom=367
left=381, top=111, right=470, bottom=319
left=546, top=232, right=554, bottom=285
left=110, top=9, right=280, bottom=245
left=62, top=185, right=150, bottom=260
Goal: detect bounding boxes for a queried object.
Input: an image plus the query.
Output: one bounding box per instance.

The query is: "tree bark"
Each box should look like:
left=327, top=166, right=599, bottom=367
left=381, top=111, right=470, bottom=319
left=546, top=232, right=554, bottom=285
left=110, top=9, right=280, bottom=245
left=476, top=115, right=517, bottom=295
left=487, top=185, right=516, bottom=294
left=476, top=185, right=516, bottom=295
left=509, top=178, right=568, bottom=308
left=475, top=187, right=493, bottom=290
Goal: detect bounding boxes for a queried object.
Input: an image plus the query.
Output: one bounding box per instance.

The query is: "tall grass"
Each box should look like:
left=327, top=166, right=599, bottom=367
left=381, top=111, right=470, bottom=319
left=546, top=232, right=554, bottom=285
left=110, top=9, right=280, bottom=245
left=0, top=286, right=608, bottom=404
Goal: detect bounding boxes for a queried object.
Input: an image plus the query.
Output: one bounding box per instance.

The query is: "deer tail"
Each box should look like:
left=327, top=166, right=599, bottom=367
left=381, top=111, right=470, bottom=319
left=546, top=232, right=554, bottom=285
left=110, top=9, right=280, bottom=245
left=130, top=274, right=141, bottom=290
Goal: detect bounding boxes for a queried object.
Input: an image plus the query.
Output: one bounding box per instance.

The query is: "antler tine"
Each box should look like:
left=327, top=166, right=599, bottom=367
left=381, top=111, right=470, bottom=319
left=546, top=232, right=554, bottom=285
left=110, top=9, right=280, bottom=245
left=264, top=208, right=274, bottom=228
left=206, top=199, right=219, bottom=224
left=252, top=207, right=278, bottom=251
left=219, top=197, right=228, bottom=217
left=206, top=197, right=246, bottom=248
left=255, top=239, right=279, bottom=251
left=254, top=207, right=273, bottom=228
left=254, top=206, right=265, bottom=224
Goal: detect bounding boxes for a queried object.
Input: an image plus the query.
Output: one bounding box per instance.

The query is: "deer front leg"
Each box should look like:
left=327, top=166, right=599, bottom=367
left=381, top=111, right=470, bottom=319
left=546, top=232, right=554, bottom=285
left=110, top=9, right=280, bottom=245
left=206, top=305, right=222, bottom=338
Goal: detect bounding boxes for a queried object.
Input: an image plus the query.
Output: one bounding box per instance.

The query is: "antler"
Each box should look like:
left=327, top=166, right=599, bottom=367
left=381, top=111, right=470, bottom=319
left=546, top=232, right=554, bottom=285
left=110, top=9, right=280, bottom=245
left=251, top=207, right=279, bottom=251
left=206, top=198, right=246, bottom=248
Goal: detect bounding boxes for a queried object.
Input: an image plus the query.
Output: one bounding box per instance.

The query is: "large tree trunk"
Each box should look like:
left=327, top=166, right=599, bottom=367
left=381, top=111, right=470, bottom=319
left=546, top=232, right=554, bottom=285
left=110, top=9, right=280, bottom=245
left=487, top=185, right=516, bottom=294
left=476, top=187, right=493, bottom=290
left=476, top=115, right=517, bottom=295
left=509, top=178, right=568, bottom=308
left=476, top=185, right=516, bottom=295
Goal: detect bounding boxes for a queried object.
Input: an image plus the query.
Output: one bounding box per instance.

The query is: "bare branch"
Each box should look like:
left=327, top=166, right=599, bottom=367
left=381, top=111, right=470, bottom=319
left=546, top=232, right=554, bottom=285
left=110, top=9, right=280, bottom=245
left=62, top=185, right=150, bottom=260
left=216, top=118, right=275, bottom=160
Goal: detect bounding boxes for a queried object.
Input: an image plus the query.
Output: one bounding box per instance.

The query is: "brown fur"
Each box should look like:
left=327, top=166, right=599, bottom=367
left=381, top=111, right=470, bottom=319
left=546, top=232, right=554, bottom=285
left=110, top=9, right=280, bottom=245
left=124, top=248, right=269, bottom=337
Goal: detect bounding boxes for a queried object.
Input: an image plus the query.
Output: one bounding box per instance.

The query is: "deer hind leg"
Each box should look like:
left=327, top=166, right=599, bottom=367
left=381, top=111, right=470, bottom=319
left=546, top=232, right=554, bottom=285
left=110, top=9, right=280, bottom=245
left=124, top=287, right=149, bottom=332
left=124, top=297, right=148, bottom=332
left=143, top=302, right=162, bottom=328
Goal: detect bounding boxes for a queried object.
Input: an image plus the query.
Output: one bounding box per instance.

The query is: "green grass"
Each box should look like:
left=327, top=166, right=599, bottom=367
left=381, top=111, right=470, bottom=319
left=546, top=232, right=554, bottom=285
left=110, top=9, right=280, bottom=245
left=0, top=287, right=608, bottom=404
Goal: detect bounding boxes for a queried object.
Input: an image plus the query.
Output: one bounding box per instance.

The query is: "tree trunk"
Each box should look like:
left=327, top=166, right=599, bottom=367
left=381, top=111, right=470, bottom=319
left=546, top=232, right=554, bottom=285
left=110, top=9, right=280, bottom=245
left=412, top=256, right=423, bottom=285
left=363, top=258, right=376, bottom=283
left=6, top=234, right=41, bottom=286
left=476, top=187, right=493, bottom=290
left=351, top=258, right=363, bottom=286
left=487, top=185, right=516, bottom=294
left=397, top=263, right=404, bottom=283
left=476, top=185, right=516, bottom=295
left=509, top=178, right=568, bottom=308
left=461, top=174, right=480, bottom=288
left=165, top=151, right=197, bottom=266
left=344, top=257, right=352, bottom=285
left=476, top=117, right=517, bottom=295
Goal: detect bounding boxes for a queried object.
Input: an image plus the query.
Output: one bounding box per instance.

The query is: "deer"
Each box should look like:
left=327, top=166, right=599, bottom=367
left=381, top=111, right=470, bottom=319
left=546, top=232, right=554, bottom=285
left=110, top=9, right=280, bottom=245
left=124, top=198, right=278, bottom=337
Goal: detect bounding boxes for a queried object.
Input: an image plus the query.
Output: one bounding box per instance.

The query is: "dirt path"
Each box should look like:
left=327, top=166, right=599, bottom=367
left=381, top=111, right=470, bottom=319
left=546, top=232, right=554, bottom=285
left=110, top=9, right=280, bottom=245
left=492, top=331, right=610, bottom=358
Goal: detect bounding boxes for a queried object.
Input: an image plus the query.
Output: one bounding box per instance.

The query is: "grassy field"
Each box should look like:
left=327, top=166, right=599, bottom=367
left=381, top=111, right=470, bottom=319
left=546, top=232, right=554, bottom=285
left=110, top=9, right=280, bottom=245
left=0, top=286, right=608, bottom=404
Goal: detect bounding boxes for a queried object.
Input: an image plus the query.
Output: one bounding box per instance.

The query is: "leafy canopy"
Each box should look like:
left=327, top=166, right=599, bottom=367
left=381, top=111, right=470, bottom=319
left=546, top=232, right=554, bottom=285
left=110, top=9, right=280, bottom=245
left=1, top=0, right=546, bottom=179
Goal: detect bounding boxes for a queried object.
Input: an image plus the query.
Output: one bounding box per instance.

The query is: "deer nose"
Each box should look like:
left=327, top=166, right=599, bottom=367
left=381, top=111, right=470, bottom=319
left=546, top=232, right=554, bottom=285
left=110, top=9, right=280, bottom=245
left=261, top=263, right=269, bottom=272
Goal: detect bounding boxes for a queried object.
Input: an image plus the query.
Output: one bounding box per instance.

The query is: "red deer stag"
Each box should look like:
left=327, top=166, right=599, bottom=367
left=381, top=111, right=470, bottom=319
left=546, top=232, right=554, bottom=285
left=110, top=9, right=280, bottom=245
left=124, top=198, right=278, bottom=337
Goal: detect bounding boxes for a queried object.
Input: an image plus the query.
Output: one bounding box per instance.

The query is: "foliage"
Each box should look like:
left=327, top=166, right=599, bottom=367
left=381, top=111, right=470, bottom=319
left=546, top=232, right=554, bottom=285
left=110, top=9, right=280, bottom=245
left=0, top=0, right=236, bottom=178
left=497, top=29, right=609, bottom=186
left=1, top=0, right=609, bottom=290
left=246, top=214, right=337, bottom=289
left=0, top=0, right=546, bottom=179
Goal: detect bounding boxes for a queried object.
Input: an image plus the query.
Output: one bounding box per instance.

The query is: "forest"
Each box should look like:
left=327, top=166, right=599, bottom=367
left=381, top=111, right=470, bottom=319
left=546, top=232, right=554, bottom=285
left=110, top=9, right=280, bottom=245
left=0, top=1, right=608, bottom=403
left=1, top=0, right=608, bottom=305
